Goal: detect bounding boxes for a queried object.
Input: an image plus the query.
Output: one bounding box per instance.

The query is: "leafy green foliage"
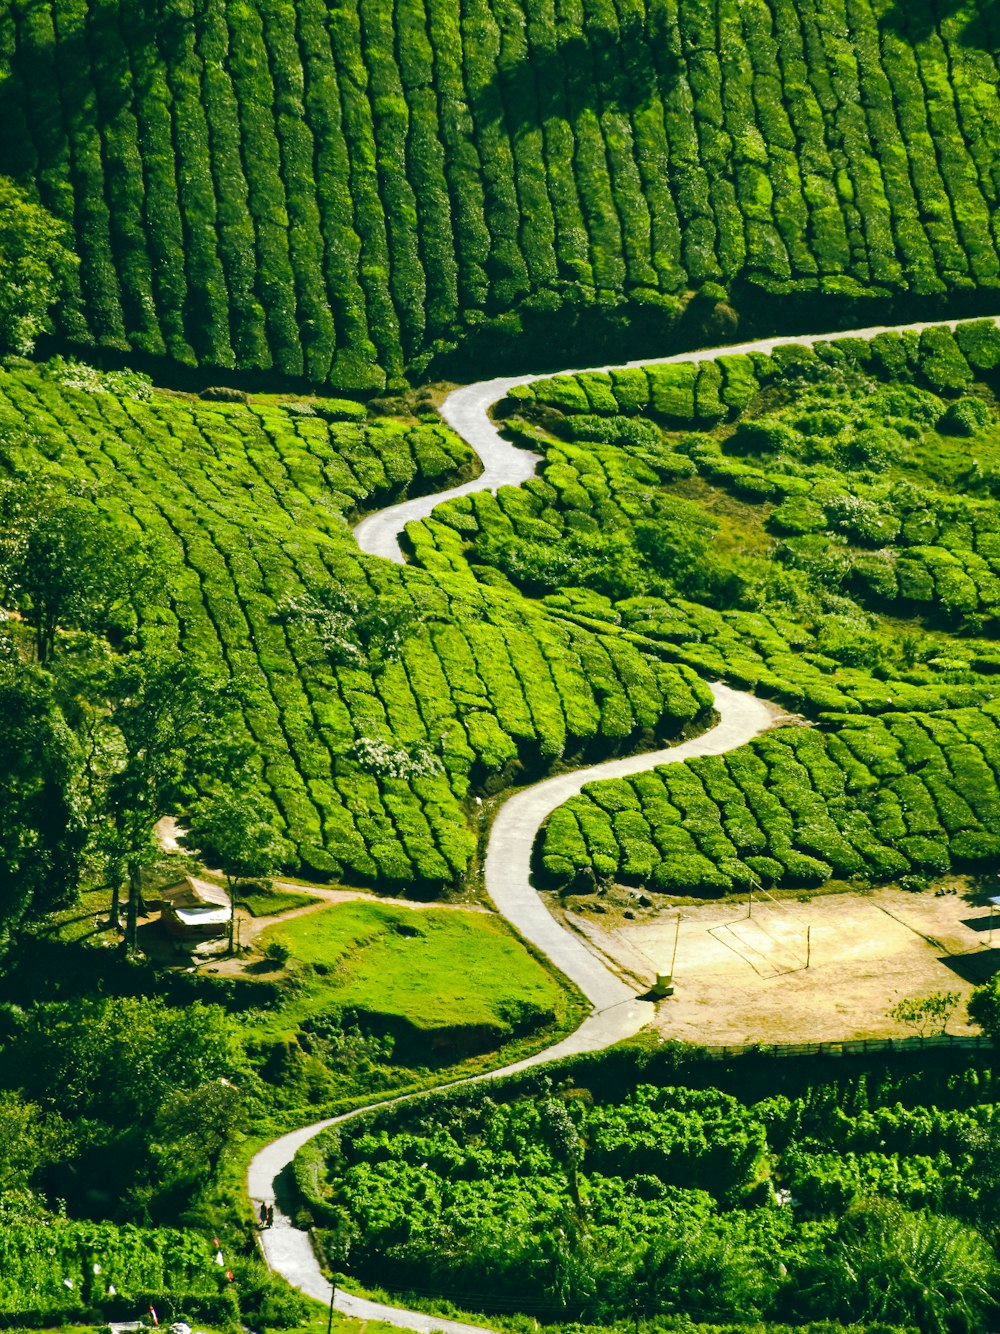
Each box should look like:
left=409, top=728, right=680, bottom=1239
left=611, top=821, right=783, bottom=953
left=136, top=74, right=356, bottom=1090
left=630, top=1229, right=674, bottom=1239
left=0, top=663, right=85, bottom=948
left=3, top=3, right=1000, bottom=382
left=0, top=495, right=157, bottom=663
left=968, top=974, right=1000, bottom=1040
left=0, top=1220, right=225, bottom=1317
left=304, top=1065, right=1000, bottom=1328
left=791, top=1199, right=997, bottom=1334
left=184, top=787, right=290, bottom=950
left=0, top=994, right=252, bottom=1218
left=91, top=648, right=250, bottom=948
left=0, top=361, right=707, bottom=891
left=437, top=326, right=1000, bottom=896
left=889, top=991, right=962, bottom=1038
left=0, top=178, right=78, bottom=357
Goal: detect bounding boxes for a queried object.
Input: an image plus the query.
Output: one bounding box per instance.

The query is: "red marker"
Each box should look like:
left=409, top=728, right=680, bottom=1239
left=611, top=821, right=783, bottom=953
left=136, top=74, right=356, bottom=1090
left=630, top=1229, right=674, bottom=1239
left=149, top=1308, right=159, bottom=1327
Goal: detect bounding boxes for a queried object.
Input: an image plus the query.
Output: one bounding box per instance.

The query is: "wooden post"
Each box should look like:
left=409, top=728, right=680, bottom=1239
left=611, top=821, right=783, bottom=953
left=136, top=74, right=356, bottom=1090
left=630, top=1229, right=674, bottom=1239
left=669, top=911, right=682, bottom=976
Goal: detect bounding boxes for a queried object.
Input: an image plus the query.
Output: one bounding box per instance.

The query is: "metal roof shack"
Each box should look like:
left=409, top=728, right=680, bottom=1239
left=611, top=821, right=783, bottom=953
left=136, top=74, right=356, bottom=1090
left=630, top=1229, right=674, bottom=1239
left=159, top=876, right=231, bottom=939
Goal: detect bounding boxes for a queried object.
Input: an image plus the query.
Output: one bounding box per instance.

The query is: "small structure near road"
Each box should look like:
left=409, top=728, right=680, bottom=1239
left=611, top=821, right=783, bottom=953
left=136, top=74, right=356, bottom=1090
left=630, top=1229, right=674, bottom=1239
left=159, top=876, right=231, bottom=941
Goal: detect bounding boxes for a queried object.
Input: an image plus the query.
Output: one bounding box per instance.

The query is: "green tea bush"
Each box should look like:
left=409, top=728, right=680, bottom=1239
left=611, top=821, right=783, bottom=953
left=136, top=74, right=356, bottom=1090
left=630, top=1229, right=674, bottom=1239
left=539, top=704, right=1000, bottom=896
left=300, top=1064, right=1000, bottom=1327
left=940, top=397, right=992, bottom=436
left=0, top=363, right=707, bottom=890
left=5, top=0, right=1000, bottom=385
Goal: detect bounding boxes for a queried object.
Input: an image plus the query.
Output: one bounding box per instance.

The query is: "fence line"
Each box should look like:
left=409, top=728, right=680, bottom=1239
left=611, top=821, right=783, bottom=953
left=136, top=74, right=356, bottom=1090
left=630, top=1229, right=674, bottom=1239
left=698, top=1032, right=992, bottom=1060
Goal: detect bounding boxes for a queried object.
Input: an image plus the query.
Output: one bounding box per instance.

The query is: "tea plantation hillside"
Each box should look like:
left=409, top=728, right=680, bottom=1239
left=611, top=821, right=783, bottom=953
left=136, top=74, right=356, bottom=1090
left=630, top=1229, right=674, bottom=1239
left=405, top=320, right=1000, bottom=897
left=4, top=0, right=1000, bottom=388
left=0, top=360, right=709, bottom=888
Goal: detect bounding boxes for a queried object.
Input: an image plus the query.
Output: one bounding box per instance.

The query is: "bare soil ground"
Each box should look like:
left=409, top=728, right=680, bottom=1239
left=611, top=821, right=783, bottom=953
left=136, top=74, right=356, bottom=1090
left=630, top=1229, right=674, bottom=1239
left=556, top=882, right=1000, bottom=1044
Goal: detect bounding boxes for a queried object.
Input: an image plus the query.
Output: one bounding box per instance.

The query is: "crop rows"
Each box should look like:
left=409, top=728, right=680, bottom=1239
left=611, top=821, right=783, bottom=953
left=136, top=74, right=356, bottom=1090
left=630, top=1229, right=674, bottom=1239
left=410, top=342, right=1000, bottom=716
left=4, top=1, right=1000, bottom=383
left=514, top=321, right=1000, bottom=423
left=0, top=364, right=707, bottom=887
left=537, top=702, right=1000, bottom=893
left=0, top=1221, right=219, bottom=1315
left=301, top=1067, right=1000, bottom=1325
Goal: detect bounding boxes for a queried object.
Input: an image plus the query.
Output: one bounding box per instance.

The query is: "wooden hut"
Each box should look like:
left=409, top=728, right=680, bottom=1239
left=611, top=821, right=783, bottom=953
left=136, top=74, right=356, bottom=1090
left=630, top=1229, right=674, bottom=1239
left=159, top=876, right=231, bottom=940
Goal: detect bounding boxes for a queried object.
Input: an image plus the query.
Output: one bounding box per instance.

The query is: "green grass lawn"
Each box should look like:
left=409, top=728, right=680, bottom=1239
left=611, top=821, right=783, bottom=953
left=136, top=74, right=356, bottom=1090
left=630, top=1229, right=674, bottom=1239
left=254, top=900, right=579, bottom=1050
left=237, top=883, right=319, bottom=916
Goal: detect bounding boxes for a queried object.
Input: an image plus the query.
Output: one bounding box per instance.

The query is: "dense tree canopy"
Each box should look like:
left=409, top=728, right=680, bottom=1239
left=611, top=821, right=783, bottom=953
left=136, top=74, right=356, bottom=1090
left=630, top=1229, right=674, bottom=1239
left=0, top=496, right=155, bottom=663
left=0, top=663, right=84, bottom=949
left=0, top=178, right=77, bottom=358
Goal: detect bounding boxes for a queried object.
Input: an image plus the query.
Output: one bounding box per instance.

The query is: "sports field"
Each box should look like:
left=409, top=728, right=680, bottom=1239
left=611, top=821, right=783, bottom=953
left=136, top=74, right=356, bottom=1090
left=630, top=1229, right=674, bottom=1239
left=563, top=884, right=999, bottom=1045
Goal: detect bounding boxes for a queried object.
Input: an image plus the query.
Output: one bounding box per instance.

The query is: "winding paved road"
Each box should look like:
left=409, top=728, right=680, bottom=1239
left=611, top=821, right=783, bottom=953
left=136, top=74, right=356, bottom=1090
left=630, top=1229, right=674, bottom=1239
left=249, top=315, right=998, bottom=1331
left=351, top=316, right=991, bottom=562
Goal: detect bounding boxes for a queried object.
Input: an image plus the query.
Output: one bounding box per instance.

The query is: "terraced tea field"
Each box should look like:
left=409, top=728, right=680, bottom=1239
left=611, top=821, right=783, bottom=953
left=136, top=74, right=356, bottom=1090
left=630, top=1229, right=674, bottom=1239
left=5, top=0, right=1000, bottom=386
left=0, top=361, right=708, bottom=887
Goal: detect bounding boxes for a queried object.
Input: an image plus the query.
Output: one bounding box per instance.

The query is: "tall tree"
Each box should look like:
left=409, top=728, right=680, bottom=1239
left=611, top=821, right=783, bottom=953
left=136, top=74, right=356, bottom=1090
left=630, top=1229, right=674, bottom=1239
left=0, top=497, right=157, bottom=663
left=96, top=650, right=249, bottom=951
left=184, top=789, right=289, bottom=953
left=968, top=975, right=1000, bottom=1042
left=0, top=178, right=78, bottom=357
left=0, top=662, right=85, bottom=950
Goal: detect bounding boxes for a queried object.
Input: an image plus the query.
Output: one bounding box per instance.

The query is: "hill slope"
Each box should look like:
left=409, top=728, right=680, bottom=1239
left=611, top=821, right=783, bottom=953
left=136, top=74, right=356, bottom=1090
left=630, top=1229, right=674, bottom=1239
left=3, top=0, right=1000, bottom=387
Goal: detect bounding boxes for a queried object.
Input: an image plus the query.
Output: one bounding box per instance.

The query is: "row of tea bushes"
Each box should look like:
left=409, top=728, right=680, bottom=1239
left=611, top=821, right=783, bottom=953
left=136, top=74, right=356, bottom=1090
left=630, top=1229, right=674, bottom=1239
left=0, top=362, right=708, bottom=887
left=0, top=1221, right=224, bottom=1319
left=5, top=0, right=1000, bottom=383
left=511, top=321, right=1000, bottom=424
left=537, top=702, right=1000, bottom=892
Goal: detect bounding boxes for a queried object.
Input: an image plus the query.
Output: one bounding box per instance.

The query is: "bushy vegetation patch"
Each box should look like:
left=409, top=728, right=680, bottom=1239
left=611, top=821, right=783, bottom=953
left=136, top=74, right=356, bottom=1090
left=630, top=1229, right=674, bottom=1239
left=0, top=1221, right=229, bottom=1321
left=301, top=1054, right=1000, bottom=1329
left=539, top=703, right=1000, bottom=894
left=4, top=2, right=1000, bottom=384
left=402, top=324, right=1000, bottom=893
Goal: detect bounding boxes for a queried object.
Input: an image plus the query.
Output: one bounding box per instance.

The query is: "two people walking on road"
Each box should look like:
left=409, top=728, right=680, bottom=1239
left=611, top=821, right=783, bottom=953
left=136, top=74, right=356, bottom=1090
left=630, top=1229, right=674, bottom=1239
left=259, top=1201, right=275, bottom=1229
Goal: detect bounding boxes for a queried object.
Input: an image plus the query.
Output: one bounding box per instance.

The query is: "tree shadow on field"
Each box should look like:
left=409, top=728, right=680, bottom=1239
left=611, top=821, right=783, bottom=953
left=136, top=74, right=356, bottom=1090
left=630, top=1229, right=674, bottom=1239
left=0, top=0, right=193, bottom=180
left=878, top=0, right=1000, bottom=49
left=472, top=11, right=679, bottom=132
left=938, top=948, right=1000, bottom=984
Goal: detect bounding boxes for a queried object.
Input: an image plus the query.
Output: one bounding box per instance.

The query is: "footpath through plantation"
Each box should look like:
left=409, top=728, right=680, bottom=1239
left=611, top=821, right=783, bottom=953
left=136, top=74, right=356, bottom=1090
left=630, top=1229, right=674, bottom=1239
left=6, top=269, right=1000, bottom=1333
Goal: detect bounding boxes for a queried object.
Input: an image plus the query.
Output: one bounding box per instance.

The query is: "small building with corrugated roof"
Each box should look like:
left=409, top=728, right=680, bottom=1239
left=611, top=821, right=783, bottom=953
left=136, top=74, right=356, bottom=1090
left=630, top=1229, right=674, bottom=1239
left=159, top=876, right=231, bottom=940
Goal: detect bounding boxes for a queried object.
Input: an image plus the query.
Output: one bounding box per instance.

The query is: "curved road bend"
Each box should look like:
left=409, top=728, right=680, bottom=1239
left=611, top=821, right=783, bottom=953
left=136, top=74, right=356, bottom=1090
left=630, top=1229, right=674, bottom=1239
left=252, top=315, right=999, bottom=1328
left=249, top=681, right=778, bottom=1330
left=353, top=316, right=998, bottom=562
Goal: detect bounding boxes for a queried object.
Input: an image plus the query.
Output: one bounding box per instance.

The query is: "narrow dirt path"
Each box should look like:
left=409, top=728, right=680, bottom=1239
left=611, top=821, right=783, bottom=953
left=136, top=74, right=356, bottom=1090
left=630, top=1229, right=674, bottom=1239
left=250, top=316, right=998, bottom=1332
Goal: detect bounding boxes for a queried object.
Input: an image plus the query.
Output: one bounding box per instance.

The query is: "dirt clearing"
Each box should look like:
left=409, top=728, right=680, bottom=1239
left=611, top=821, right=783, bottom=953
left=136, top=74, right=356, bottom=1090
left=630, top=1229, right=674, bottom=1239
left=558, top=885, right=1000, bottom=1045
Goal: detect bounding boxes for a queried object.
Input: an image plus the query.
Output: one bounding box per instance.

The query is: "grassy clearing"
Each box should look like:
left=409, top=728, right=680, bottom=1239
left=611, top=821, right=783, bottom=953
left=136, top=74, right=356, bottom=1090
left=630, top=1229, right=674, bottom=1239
left=253, top=899, right=580, bottom=1050
left=237, top=884, right=318, bottom=917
